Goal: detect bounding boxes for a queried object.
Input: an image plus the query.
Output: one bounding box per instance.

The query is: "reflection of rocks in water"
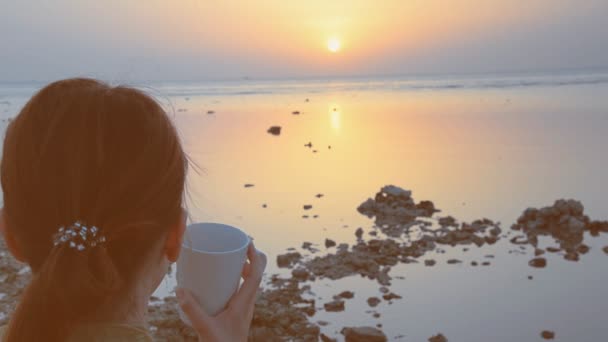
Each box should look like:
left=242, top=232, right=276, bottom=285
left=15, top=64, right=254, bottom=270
left=511, top=199, right=608, bottom=262
left=357, top=186, right=439, bottom=232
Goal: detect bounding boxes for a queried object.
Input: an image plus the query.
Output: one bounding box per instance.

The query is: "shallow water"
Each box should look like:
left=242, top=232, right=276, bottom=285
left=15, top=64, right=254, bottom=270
left=1, top=72, right=608, bottom=341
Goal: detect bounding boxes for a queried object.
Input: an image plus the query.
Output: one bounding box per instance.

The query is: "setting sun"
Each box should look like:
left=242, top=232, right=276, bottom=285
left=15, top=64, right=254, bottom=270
left=327, top=37, right=341, bottom=53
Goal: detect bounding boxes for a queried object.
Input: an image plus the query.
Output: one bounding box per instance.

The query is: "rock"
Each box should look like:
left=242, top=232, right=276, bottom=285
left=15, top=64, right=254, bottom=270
left=244, top=183, right=255, bottom=188
left=577, top=244, right=590, bottom=254
left=325, top=239, right=337, bottom=248
left=447, top=259, right=462, bottom=264
left=303, top=204, right=313, bottom=210
left=292, top=111, right=300, bottom=115
left=471, top=261, right=478, bottom=266
left=320, top=333, right=337, bottom=342
left=439, top=216, right=457, bottom=227
left=603, top=246, right=608, bottom=255
left=541, top=330, right=555, bottom=340
left=337, top=291, right=354, bottom=299
left=304, top=142, right=313, bottom=148
left=381, top=185, right=411, bottom=198
left=341, top=327, right=387, bottom=342
left=567, top=217, right=585, bottom=232
left=416, top=200, right=438, bottom=216
left=277, top=252, right=302, bottom=268
left=207, top=110, right=215, bottom=114
left=379, top=286, right=389, bottom=294
left=510, top=199, right=606, bottom=263
left=316, top=193, right=324, bottom=198
left=292, top=268, right=309, bottom=280
left=382, top=292, right=402, bottom=301
left=324, top=299, right=345, bottom=312
left=481, top=261, right=491, bottom=266
left=355, top=227, right=364, bottom=239
left=428, top=333, right=448, bottom=342
left=367, top=297, right=381, bottom=307
left=357, top=198, right=376, bottom=216
left=267, top=126, right=281, bottom=135
left=424, top=259, right=436, bottom=267
left=528, top=257, right=547, bottom=268
left=534, top=249, right=545, bottom=256
left=528, top=275, right=533, bottom=280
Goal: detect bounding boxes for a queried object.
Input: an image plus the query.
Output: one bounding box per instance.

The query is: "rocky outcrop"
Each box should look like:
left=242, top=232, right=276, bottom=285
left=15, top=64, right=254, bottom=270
left=357, top=186, right=439, bottom=233
left=511, top=199, right=608, bottom=262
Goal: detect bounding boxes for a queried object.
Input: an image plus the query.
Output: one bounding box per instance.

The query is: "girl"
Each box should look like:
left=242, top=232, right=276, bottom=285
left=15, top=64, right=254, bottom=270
left=0, top=78, right=266, bottom=341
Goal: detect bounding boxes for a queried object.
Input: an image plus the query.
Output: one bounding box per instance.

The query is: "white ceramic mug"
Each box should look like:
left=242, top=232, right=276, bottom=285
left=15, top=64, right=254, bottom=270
left=176, top=222, right=250, bottom=323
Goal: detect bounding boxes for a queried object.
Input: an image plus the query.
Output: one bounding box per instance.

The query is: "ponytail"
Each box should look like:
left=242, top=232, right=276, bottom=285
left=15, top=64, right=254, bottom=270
left=5, top=244, right=121, bottom=341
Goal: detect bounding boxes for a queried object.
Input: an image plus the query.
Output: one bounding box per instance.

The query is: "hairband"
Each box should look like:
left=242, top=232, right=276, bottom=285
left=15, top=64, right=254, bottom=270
left=53, top=221, right=106, bottom=251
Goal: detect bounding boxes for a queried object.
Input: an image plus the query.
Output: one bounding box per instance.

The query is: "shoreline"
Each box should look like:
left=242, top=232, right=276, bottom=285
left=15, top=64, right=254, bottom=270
left=1, top=186, right=607, bottom=341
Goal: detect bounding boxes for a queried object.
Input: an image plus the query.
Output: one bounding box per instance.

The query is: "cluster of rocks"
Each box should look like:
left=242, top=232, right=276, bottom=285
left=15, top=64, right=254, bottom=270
left=357, top=186, right=439, bottom=233
left=511, top=199, right=608, bottom=262
left=0, top=246, right=29, bottom=327
left=147, top=276, right=321, bottom=341
left=2, top=191, right=605, bottom=341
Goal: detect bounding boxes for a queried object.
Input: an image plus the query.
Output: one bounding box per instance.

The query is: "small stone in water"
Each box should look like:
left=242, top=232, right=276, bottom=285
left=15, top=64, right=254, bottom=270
left=529, top=257, right=547, bottom=268
left=541, top=330, right=555, bottom=340
left=367, top=297, right=381, bottom=307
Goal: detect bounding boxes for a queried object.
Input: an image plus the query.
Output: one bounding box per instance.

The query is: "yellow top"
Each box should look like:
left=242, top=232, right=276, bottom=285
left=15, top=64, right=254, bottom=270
left=0, top=323, right=153, bottom=341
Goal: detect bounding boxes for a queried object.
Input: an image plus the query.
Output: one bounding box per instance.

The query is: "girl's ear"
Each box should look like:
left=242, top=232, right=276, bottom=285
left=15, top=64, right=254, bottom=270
left=0, top=208, right=26, bottom=262
left=164, top=209, right=186, bottom=263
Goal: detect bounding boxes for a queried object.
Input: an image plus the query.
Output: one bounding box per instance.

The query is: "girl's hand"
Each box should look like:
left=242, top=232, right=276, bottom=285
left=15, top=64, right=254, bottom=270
left=176, top=242, right=267, bottom=342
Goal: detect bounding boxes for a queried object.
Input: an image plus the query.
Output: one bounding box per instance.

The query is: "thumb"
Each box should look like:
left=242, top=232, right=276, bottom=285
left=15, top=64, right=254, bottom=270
left=176, top=287, right=211, bottom=331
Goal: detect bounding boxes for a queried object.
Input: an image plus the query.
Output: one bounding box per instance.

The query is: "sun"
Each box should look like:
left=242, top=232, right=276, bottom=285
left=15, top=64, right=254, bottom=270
left=327, top=37, right=341, bottom=53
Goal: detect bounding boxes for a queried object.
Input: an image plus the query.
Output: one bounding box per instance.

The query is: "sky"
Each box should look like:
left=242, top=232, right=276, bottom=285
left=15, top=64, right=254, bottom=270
left=1, top=0, right=607, bottom=82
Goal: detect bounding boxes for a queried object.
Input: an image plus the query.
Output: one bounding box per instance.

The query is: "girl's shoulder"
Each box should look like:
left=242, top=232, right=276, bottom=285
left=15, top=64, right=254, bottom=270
left=0, top=323, right=154, bottom=342
left=69, top=323, right=154, bottom=342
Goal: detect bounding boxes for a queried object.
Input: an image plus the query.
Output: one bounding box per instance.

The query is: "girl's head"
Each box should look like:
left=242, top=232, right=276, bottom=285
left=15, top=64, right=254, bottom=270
left=0, top=78, right=188, bottom=341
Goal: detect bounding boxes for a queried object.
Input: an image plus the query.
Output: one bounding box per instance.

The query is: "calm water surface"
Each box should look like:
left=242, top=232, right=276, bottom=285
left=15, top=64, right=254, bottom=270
left=1, top=72, right=607, bottom=341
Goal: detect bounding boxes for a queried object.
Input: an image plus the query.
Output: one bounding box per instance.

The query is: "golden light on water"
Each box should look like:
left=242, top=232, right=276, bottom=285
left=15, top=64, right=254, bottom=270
left=330, top=105, right=341, bottom=131
left=327, top=37, right=341, bottom=53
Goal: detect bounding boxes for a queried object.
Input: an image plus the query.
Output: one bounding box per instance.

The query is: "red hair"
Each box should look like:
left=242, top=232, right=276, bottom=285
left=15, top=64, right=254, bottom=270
left=1, top=78, right=187, bottom=341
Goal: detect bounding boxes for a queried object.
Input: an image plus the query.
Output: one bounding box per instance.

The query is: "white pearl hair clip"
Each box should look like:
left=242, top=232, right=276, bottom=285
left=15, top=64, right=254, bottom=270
left=53, top=221, right=106, bottom=251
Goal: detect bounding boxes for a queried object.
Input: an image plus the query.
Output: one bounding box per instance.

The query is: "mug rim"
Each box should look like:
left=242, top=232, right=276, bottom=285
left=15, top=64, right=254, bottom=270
left=182, top=222, right=250, bottom=255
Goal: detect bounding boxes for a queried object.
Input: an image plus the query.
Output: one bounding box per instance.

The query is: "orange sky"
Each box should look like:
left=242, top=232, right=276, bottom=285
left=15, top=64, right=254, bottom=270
left=1, top=0, right=607, bottom=81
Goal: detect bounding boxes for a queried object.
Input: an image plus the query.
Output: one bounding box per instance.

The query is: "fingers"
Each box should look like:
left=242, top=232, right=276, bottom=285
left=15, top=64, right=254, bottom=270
left=228, top=242, right=267, bottom=313
left=241, top=261, right=252, bottom=278
left=247, top=242, right=267, bottom=280
left=176, top=287, right=211, bottom=333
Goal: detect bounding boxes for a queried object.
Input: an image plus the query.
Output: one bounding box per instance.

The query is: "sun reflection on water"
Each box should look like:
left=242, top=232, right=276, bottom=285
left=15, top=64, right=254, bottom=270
left=330, top=104, right=341, bottom=131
